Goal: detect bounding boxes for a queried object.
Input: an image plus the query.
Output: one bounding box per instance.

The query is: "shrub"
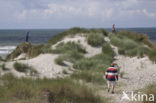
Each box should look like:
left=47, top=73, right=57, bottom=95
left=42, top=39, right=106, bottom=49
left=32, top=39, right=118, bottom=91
left=87, top=33, right=105, bottom=47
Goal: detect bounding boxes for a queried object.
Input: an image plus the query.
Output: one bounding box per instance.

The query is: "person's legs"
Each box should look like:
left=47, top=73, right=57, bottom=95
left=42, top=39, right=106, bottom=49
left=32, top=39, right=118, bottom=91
left=107, top=81, right=111, bottom=92
left=111, top=81, right=115, bottom=93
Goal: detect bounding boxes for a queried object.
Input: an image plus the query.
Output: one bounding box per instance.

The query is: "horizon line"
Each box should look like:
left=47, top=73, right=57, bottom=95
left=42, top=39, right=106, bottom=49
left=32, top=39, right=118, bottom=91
left=0, top=27, right=156, bottom=30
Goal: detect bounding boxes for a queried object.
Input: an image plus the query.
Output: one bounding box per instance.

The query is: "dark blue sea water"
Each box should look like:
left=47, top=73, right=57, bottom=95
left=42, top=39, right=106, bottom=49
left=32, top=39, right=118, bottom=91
left=0, top=28, right=156, bottom=58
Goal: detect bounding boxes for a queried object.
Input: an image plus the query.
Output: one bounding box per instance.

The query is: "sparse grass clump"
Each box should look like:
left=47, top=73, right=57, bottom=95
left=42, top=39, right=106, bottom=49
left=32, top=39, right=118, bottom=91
left=14, top=62, right=29, bottom=72
left=13, top=62, right=37, bottom=75
left=0, top=74, right=105, bottom=103
left=87, top=33, right=105, bottom=47
left=1, top=63, right=9, bottom=71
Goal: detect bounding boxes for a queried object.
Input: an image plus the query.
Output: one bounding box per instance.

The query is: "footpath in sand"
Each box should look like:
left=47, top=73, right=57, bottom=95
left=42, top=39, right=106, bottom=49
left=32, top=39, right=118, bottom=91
left=99, top=37, right=156, bottom=103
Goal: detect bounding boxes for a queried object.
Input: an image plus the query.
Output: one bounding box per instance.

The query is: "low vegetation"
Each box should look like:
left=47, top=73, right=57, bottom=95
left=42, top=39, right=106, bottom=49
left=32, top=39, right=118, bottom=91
left=1, top=63, right=9, bottom=71
left=71, top=71, right=106, bottom=85
left=109, top=32, right=156, bottom=61
left=52, top=42, right=86, bottom=54
left=141, top=84, right=156, bottom=103
left=87, top=33, right=105, bottom=47
left=0, top=74, right=106, bottom=103
left=6, top=42, right=32, bottom=60
left=54, top=42, right=86, bottom=65
left=116, top=31, right=155, bottom=48
left=13, top=62, right=37, bottom=75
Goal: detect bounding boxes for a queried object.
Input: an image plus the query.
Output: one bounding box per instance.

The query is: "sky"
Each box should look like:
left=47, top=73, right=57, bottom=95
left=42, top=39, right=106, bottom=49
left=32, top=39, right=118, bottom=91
left=0, top=0, right=156, bottom=29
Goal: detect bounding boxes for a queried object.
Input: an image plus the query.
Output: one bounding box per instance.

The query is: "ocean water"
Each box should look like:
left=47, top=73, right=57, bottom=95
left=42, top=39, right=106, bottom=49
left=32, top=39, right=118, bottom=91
left=0, top=29, right=65, bottom=58
left=0, top=28, right=156, bottom=58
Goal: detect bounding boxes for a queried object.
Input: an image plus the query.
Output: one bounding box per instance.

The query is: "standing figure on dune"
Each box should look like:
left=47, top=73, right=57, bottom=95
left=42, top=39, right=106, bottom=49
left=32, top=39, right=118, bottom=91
left=26, top=31, right=30, bottom=42
left=112, top=24, right=116, bottom=33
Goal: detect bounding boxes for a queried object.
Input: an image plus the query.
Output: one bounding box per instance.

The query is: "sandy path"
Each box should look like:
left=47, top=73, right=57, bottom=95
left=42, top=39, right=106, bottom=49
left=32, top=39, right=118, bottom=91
left=100, top=37, right=156, bottom=103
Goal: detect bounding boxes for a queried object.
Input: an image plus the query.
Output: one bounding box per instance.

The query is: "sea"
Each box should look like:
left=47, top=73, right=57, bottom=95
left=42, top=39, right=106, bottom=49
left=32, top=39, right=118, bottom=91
left=0, top=28, right=156, bottom=58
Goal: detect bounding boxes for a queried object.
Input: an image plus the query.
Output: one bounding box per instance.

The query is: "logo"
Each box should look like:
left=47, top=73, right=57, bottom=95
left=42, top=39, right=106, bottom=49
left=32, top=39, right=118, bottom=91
left=121, top=91, right=154, bottom=102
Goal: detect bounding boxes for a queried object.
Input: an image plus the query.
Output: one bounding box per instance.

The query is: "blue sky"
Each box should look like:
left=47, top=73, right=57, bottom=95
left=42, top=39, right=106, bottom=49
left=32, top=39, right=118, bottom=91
left=0, top=0, right=156, bottom=29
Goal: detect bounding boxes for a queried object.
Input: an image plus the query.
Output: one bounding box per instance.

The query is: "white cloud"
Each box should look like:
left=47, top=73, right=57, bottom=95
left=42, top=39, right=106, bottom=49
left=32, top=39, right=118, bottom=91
left=142, top=9, right=156, bottom=17
left=0, top=0, right=156, bottom=28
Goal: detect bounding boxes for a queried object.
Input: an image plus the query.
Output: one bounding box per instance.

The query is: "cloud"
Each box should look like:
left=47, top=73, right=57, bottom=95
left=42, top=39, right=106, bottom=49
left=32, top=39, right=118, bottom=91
left=0, top=0, right=156, bottom=28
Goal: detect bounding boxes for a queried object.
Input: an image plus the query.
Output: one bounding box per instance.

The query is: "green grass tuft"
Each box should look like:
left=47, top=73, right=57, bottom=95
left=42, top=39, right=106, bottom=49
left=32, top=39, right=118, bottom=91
left=13, top=62, right=37, bottom=75
left=87, top=33, right=105, bottom=47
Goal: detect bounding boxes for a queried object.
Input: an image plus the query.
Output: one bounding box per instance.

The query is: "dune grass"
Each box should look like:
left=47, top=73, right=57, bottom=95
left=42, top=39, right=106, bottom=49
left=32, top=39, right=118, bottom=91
left=73, top=43, right=114, bottom=72
left=13, top=62, right=37, bottom=75
left=52, top=42, right=86, bottom=54
left=1, top=63, right=9, bottom=71
left=0, top=74, right=106, bottom=103
left=109, top=32, right=156, bottom=62
left=71, top=70, right=106, bottom=85
left=148, top=49, right=156, bottom=62
left=87, top=33, right=105, bottom=47
left=116, top=31, right=156, bottom=48
left=109, top=34, right=150, bottom=57
left=53, top=42, right=86, bottom=65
